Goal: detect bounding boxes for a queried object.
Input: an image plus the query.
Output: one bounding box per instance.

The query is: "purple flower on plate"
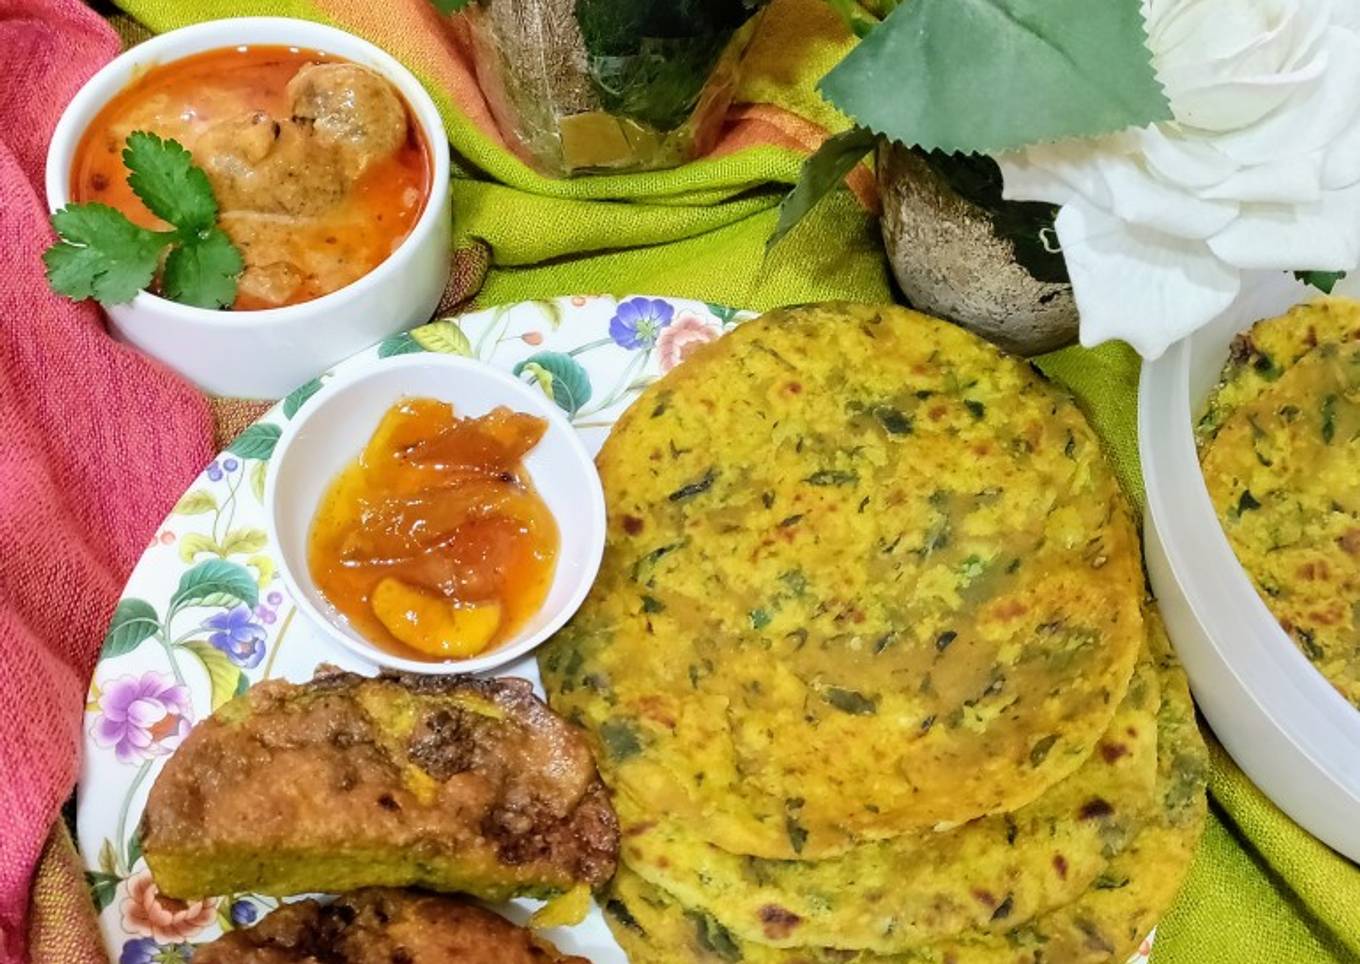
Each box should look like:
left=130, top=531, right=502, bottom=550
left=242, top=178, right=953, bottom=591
left=92, top=673, right=192, bottom=765
left=222, top=458, right=239, bottom=472
left=205, top=461, right=223, bottom=483
left=266, top=591, right=283, bottom=607
left=119, top=937, right=192, bottom=964
left=205, top=605, right=267, bottom=668
left=230, top=899, right=258, bottom=927
left=608, top=297, right=674, bottom=350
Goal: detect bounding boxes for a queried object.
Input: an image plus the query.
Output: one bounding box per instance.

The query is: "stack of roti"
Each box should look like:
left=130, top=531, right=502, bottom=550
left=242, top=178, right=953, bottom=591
left=539, top=304, right=1208, bottom=963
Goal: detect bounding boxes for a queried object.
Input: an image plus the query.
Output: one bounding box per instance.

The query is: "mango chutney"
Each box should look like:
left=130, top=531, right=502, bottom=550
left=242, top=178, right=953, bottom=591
left=308, top=397, right=560, bottom=661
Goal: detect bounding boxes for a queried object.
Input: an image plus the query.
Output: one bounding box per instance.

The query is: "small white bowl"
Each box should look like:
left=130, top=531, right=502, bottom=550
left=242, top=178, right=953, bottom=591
left=265, top=353, right=606, bottom=674
left=45, top=17, right=452, bottom=399
left=1140, top=272, right=1360, bottom=861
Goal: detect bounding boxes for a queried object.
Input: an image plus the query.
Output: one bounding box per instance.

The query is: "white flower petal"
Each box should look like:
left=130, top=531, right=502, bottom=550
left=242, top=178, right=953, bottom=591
left=1096, top=156, right=1239, bottom=238
left=1158, top=3, right=1324, bottom=130
left=1213, top=28, right=1360, bottom=166
left=999, top=139, right=1124, bottom=209
left=1208, top=187, right=1360, bottom=270
left=1322, top=107, right=1360, bottom=188
left=997, top=156, right=1085, bottom=209
left=1138, top=126, right=1240, bottom=189
left=1055, top=203, right=1242, bottom=359
left=1197, top=153, right=1323, bottom=202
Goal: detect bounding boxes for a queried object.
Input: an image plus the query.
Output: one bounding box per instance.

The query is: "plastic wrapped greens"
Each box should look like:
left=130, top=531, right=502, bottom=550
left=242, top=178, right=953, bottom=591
left=459, top=0, right=767, bottom=176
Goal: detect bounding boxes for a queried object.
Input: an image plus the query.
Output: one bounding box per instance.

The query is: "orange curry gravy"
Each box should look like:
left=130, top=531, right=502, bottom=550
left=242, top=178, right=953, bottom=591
left=308, top=399, right=560, bottom=662
left=70, top=46, right=431, bottom=310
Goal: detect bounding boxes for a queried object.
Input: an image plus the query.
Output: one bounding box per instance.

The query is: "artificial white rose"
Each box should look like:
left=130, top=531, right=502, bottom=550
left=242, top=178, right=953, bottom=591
left=998, top=0, right=1360, bottom=358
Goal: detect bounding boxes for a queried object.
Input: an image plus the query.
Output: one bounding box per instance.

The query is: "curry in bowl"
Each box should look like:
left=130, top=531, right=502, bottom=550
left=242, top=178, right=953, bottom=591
left=70, top=45, right=431, bottom=309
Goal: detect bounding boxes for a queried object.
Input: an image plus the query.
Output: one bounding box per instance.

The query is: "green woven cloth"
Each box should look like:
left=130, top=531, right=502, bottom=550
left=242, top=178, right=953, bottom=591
left=107, top=1, right=1360, bottom=961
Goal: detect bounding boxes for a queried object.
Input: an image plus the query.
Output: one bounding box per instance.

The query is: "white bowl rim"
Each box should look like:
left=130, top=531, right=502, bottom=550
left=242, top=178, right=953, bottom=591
left=1138, top=279, right=1360, bottom=801
left=264, top=351, right=608, bottom=676
left=43, top=15, right=451, bottom=330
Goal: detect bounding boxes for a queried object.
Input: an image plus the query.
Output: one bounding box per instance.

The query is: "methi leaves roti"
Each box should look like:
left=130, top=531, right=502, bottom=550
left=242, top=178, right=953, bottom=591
left=615, top=634, right=1161, bottom=953
left=601, top=617, right=1207, bottom=964
left=1199, top=303, right=1360, bottom=709
left=542, top=304, right=1144, bottom=858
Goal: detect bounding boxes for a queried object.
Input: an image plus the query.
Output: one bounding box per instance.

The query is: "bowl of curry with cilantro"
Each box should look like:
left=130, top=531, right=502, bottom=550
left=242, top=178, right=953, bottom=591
left=45, top=17, right=451, bottom=398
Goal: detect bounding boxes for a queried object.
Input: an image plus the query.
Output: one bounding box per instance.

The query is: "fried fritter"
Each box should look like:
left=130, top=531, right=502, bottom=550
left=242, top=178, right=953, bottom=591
left=141, top=669, right=618, bottom=901
left=194, top=888, right=587, bottom=963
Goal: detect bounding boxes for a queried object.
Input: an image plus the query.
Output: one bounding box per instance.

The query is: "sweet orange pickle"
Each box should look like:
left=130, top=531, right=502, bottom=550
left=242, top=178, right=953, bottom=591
left=308, top=398, right=559, bottom=661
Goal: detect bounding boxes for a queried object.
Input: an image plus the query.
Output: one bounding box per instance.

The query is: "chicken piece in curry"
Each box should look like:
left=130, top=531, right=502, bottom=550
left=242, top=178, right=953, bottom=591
left=71, top=47, right=430, bottom=309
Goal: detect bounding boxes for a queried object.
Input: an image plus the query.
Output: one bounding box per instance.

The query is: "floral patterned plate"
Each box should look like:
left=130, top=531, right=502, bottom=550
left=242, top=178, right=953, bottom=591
left=78, top=295, right=1156, bottom=964
left=77, top=295, right=745, bottom=964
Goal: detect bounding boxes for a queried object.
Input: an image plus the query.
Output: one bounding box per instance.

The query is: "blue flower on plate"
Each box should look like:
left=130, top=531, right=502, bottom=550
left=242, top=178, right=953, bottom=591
left=120, top=937, right=192, bottom=964
left=230, top=899, right=258, bottom=927
left=205, top=605, right=267, bottom=668
left=609, top=297, right=674, bottom=350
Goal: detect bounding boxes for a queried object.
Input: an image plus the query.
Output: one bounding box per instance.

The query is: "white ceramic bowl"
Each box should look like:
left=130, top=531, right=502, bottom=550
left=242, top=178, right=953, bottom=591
left=265, top=352, right=607, bottom=675
left=45, top=17, right=452, bottom=399
left=1140, top=272, right=1360, bottom=861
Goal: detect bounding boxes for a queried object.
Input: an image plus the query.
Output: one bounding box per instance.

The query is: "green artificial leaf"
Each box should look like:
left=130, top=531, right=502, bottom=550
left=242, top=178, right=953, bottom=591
left=282, top=378, right=324, bottom=418
left=769, top=126, right=877, bottom=251
left=161, top=227, right=242, bottom=309
left=174, top=489, right=218, bottom=516
left=378, top=332, right=423, bottom=357
left=1296, top=270, right=1346, bottom=294
left=185, top=641, right=245, bottom=711
left=228, top=423, right=282, bottom=461
left=819, top=0, right=1171, bottom=154
left=123, top=131, right=218, bottom=234
left=101, top=599, right=161, bottom=658
left=916, top=149, right=1067, bottom=283
left=86, top=871, right=121, bottom=913
left=513, top=352, right=592, bottom=415
left=43, top=204, right=167, bottom=305
left=411, top=318, right=473, bottom=355
left=171, top=559, right=259, bottom=612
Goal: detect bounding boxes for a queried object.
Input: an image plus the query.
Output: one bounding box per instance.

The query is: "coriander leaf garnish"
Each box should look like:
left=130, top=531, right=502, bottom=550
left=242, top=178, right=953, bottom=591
left=44, top=131, right=242, bottom=309
left=43, top=204, right=169, bottom=305
left=162, top=227, right=244, bottom=309
left=124, top=131, right=219, bottom=235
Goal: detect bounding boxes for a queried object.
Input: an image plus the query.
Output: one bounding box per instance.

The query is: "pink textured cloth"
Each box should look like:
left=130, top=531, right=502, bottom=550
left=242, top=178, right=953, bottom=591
left=0, top=2, right=214, bottom=959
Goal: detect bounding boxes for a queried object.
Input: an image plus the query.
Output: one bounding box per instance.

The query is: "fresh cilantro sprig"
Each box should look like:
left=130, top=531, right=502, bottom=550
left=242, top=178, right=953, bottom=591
left=44, top=131, right=243, bottom=309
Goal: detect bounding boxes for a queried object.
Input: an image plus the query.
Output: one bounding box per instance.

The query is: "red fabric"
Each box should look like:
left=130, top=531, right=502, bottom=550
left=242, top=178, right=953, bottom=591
left=0, top=2, right=214, bottom=959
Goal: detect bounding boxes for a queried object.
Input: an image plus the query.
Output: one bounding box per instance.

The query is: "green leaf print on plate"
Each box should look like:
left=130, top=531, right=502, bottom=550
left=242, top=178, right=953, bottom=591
left=101, top=599, right=161, bottom=658
left=170, top=559, right=259, bottom=613
left=282, top=378, right=323, bottom=419
left=226, top=423, right=281, bottom=461
left=411, top=318, right=474, bottom=355
left=184, top=641, right=244, bottom=711
left=514, top=352, right=593, bottom=416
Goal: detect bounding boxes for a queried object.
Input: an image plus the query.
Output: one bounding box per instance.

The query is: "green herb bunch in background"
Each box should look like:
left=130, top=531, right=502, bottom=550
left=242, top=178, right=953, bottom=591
left=431, top=0, right=770, bottom=174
